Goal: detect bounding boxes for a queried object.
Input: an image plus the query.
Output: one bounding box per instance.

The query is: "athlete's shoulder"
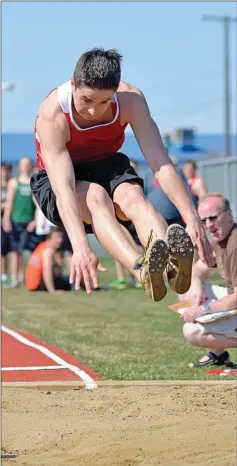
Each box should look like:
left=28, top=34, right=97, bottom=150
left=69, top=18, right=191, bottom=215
left=117, top=81, right=146, bottom=116
left=117, top=80, right=144, bottom=100
left=117, top=81, right=149, bottom=124
left=37, top=89, right=64, bottom=123
left=36, top=88, right=68, bottom=138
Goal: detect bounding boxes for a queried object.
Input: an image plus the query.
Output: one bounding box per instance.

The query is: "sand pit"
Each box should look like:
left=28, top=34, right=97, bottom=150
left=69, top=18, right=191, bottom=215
left=2, top=382, right=236, bottom=466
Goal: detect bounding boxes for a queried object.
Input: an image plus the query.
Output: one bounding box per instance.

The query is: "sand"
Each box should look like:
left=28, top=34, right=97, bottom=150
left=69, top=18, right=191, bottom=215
left=2, top=382, right=237, bottom=466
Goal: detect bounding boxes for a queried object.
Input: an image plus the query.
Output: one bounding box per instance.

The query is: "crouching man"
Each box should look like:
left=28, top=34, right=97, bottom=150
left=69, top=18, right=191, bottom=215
left=180, top=193, right=237, bottom=367
left=25, top=227, right=71, bottom=293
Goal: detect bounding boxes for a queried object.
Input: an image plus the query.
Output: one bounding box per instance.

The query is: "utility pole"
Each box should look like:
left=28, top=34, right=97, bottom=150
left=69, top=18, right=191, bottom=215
left=202, top=15, right=237, bottom=157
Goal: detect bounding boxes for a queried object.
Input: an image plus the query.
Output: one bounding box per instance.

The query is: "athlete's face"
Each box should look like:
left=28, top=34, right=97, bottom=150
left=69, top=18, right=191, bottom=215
left=72, top=84, right=115, bottom=120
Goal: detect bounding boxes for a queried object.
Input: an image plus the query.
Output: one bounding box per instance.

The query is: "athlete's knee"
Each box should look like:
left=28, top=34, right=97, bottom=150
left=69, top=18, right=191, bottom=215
left=116, top=184, right=145, bottom=214
left=87, top=184, right=112, bottom=211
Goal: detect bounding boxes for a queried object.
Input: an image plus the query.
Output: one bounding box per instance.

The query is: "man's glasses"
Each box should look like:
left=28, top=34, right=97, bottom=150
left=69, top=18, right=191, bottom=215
left=201, top=215, right=218, bottom=224
left=201, top=209, right=228, bottom=224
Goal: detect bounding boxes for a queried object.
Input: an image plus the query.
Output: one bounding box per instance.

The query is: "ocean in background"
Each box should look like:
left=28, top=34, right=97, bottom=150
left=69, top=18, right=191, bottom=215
left=2, top=131, right=237, bottom=166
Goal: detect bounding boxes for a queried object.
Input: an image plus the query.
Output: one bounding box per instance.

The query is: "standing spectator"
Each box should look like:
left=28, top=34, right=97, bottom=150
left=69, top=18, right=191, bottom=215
left=1, top=164, right=12, bottom=284
left=3, top=157, right=36, bottom=287
left=182, top=159, right=207, bottom=203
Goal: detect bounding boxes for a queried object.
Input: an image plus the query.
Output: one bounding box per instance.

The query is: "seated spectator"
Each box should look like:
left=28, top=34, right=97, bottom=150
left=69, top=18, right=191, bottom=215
left=2, top=157, right=36, bottom=287
left=1, top=163, right=12, bottom=284
left=180, top=193, right=237, bottom=367
left=25, top=227, right=71, bottom=293
left=182, top=159, right=207, bottom=203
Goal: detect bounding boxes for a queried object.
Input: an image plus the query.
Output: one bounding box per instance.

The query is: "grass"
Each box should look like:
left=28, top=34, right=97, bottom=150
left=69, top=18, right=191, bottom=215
left=2, top=258, right=236, bottom=380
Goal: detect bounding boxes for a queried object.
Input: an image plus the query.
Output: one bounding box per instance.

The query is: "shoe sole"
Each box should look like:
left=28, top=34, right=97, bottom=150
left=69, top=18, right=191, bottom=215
left=166, top=224, right=194, bottom=294
left=146, top=239, right=169, bottom=302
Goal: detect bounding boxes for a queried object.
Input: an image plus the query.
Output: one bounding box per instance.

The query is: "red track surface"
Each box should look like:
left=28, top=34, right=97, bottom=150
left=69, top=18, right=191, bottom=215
left=1, top=326, right=102, bottom=383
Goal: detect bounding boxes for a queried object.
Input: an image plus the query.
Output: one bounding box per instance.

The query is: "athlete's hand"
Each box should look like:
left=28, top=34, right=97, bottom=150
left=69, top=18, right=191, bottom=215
left=2, top=218, right=12, bottom=233
left=70, top=245, right=100, bottom=293
left=186, top=217, right=215, bottom=268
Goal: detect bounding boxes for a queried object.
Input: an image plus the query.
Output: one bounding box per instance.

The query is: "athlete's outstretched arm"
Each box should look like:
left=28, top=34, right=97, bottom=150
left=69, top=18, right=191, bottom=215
left=36, top=111, right=100, bottom=293
left=127, top=90, right=214, bottom=267
left=37, top=113, right=88, bottom=250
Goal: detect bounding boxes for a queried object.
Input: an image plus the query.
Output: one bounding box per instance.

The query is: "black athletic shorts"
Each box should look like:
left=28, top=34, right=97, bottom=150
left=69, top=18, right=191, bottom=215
left=30, top=152, right=144, bottom=234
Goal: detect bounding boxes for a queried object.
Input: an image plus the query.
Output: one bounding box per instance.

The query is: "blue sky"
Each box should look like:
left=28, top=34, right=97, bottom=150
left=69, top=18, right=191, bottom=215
left=2, top=1, right=236, bottom=134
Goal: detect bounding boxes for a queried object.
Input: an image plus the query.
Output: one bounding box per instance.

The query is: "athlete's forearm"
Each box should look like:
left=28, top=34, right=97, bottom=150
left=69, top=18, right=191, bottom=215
left=154, top=164, right=198, bottom=223
left=56, top=187, right=90, bottom=251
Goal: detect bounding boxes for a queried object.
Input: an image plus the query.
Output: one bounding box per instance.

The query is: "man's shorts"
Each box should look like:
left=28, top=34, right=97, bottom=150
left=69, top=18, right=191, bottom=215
left=30, top=152, right=144, bottom=234
left=10, top=222, right=33, bottom=252
left=197, top=284, right=237, bottom=339
left=197, top=313, right=237, bottom=339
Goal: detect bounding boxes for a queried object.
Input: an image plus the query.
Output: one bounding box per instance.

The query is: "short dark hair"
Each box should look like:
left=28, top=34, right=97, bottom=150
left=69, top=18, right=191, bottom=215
left=73, top=48, right=122, bottom=90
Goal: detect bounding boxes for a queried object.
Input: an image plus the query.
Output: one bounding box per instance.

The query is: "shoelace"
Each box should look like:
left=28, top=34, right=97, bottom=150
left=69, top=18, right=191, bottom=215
left=133, top=229, right=154, bottom=270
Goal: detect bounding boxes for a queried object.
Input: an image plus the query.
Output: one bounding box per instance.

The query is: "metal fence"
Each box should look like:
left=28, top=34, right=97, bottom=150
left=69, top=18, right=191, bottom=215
left=197, top=156, right=237, bottom=220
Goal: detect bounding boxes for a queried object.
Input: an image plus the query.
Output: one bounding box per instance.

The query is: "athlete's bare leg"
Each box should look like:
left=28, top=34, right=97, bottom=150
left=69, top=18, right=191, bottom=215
left=76, top=182, right=141, bottom=281
left=114, top=225, right=144, bottom=281
left=113, top=182, right=168, bottom=244
left=114, top=183, right=195, bottom=297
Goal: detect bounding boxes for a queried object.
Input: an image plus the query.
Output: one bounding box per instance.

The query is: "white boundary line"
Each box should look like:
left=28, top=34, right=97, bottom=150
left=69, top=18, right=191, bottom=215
left=2, top=365, right=64, bottom=371
left=1, top=325, right=97, bottom=390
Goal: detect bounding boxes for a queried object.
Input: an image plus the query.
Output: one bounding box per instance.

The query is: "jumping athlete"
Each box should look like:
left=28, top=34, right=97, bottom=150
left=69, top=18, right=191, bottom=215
left=31, top=48, right=214, bottom=300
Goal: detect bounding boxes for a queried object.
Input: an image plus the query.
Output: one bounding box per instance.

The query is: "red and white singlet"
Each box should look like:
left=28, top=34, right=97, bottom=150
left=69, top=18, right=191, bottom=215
left=35, top=81, right=128, bottom=170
